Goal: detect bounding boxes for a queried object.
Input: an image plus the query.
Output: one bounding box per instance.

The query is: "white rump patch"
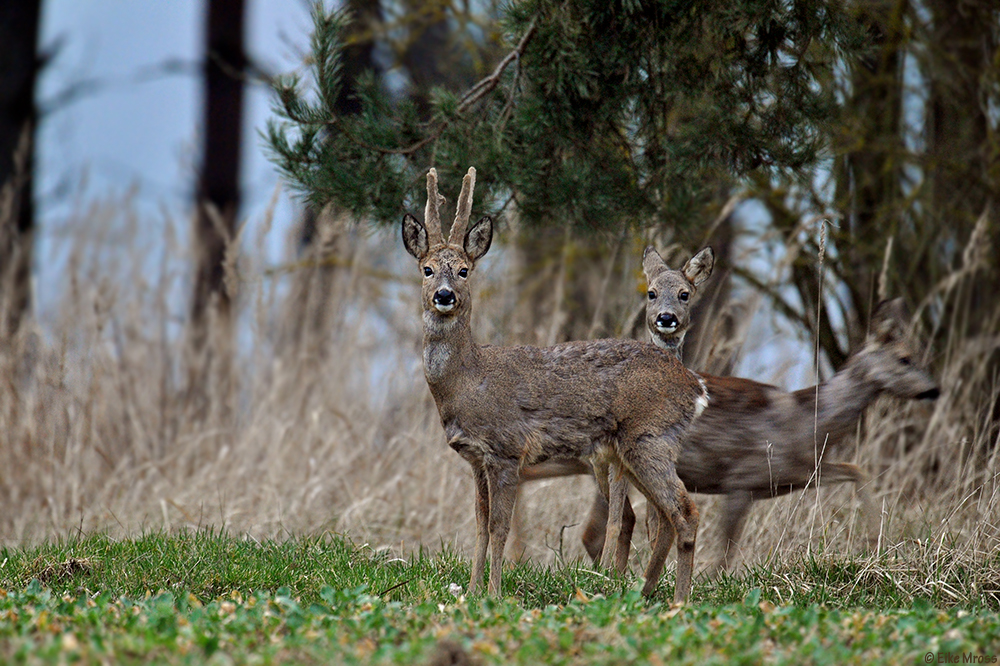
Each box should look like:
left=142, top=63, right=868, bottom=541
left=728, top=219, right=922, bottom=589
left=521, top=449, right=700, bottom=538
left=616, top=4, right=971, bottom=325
left=694, top=376, right=709, bottom=419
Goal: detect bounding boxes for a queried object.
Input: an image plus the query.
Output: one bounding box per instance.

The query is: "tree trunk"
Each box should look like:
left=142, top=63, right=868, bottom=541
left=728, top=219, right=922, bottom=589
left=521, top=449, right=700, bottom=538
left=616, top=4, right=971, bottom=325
left=188, top=0, right=247, bottom=420
left=926, top=0, right=997, bottom=295
left=192, top=0, right=247, bottom=337
left=289, top=0, right=382, bottom=359
left=836, top=0, right=906, bottom=350
left=925, top=0, right=999, bottom=444
left=0, top=0, right=41, bottom=343
left=401, top=0, right=453, bottom=120
left=684, top=212, right=735, bottom=375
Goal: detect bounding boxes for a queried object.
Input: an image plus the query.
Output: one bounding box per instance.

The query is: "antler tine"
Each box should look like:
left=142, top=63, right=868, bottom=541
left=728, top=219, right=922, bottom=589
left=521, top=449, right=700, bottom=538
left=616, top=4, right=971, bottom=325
left=447, top=167, right=477, bottom=245
left=425, top=168, right=445, bottom=246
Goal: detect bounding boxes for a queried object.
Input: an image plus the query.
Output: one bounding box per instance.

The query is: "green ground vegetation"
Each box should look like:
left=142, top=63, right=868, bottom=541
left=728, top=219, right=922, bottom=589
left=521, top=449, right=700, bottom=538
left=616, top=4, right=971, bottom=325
left=0, top=531, right=998, bottom=664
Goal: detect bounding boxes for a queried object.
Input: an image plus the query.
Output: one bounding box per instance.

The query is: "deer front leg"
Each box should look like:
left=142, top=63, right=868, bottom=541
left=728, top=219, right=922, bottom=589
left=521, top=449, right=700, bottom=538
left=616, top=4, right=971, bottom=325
left=637, top=483, right=697, bottom=602
left=602, top=468, right=632, bottom=573
left=468, top=466, right=490, bottom=596
left=715, top=490, right=752, bottom=575
left=581, top=489, right=608, bottom=563
left=820, top=462, right=880, bottom=551
left=485, top=463, right=520, bottom=597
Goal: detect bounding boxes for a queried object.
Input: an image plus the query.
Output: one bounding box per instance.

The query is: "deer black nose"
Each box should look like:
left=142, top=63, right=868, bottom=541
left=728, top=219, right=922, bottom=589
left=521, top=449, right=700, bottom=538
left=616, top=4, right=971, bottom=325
left=433, top=288, right=456, bottom=306
left=655, top=312, right=679, bottom=330
left=916, top=387, right=940, bottom=400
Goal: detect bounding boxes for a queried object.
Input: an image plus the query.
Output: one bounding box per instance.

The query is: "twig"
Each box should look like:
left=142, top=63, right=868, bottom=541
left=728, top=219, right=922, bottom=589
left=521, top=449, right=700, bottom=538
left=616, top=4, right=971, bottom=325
left=459, top=18, right=538, bottom=114
left=731, top=265, right=812, bottom=332
left=285, top=18, right=539, bottom=157
left=378, top=579, right=411, bottom=596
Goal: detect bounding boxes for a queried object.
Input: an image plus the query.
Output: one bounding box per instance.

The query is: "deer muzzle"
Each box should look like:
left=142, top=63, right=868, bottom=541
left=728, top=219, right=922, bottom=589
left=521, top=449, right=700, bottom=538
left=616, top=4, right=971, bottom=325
left=916, top=386, right=941, bottom=400
left=433, top=288, right=457, bottom=313
left=655, top=312, right=679, bottom=333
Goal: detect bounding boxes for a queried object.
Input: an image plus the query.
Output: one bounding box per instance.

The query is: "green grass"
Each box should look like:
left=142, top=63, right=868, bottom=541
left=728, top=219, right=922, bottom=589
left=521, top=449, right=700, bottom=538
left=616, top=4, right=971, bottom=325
left=1, top=531, right=999, bottom=664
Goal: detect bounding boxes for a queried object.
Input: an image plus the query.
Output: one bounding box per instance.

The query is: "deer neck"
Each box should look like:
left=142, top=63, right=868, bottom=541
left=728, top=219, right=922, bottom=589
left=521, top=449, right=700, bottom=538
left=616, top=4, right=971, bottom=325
left=422, top=308, right=482, bottom=388
left=805, top=358, right=880, bottom=443
left=650, top=331, right=685, bottom=361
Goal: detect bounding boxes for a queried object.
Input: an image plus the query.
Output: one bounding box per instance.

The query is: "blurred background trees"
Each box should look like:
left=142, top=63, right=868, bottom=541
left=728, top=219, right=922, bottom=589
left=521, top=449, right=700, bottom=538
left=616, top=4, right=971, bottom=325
left=0, top=0, right=997, bottom=408
left=0, top=0, right=996, bottom=554
left=0, top=0, right=42, bottom=345
left=267, top=0, right=998, bottom=381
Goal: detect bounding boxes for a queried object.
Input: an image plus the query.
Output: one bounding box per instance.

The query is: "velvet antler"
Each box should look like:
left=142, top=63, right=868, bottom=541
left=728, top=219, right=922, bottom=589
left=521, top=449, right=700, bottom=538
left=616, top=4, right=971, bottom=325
left=424, top=168, right=446, bottom=247
left=447, top=167, right=476, bottom=245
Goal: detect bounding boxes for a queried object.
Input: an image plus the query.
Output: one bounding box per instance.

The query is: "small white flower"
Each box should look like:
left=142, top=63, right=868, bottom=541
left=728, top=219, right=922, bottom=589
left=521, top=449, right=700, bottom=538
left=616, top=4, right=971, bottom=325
left=448, top=583, right=463, bottom=598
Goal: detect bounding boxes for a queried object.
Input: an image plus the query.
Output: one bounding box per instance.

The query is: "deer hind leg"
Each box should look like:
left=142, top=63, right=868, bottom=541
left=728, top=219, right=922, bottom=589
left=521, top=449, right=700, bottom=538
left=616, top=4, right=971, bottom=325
left=714, top=490, right=752, bottom=575
left=601, top=466, right=631, bottom=573
left=619, top=436, right=699, bottom=602
left=508, top=486, right=528, bottom=562
left=582, top=481, right=636, bottom=572
left=592, top=454, right=630, bottom=574
left=468, top=466, right=491, bottom=596
left=581, top=487, right=608, bottom=563
left=820, top=462, right=880, bottom=551
left=485, top=463, right=520, bottom=597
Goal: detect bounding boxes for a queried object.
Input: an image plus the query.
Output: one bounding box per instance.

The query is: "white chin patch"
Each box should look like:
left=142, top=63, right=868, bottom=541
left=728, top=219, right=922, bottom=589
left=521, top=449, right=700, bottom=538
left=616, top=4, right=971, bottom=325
left=656, top=323, right=678, bottom=334
left=434, top=303, right=455, bottom=313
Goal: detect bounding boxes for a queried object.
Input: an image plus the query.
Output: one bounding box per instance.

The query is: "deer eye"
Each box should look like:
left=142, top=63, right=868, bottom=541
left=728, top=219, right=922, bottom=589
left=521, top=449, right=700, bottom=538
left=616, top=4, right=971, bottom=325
left=647, top=291, right=656, bottom=301
left=679, top=291, right=690, bottom=302
left=899, top=356, right=912, bottom=366
left=423, top=266, right=433, bottom=277
left=458, top=267, right=469, bottom=279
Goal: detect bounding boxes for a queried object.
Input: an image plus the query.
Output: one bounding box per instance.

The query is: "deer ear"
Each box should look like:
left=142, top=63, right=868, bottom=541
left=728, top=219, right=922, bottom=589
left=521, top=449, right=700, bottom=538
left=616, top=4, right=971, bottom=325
left=402, top=213, right=428, bottom=260
left=464, top=216, right=493, bottom=262
left=870, top=298, right=908, bottom=343
left=683, top=247, right=715, bottom=287
left=642, top=246, right=667, bottom=279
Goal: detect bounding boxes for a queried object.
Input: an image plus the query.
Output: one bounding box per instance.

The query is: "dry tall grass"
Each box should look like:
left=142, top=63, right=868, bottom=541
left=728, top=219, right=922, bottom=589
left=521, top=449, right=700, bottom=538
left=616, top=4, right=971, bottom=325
left=0, top=195, right=997, bottom=602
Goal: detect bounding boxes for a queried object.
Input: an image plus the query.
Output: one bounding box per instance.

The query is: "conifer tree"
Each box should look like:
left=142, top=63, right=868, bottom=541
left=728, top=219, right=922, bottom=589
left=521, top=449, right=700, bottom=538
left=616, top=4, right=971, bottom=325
left=266, top=0, right=866, bottom=236
left=267, top=1, right=998, bottom=373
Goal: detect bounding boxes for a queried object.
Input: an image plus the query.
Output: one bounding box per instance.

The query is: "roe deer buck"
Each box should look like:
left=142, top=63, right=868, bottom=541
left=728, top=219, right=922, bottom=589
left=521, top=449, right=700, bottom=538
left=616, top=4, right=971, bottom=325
left=402, top=167, right=708, bottom=600
left=523, top=256, right=940, bottom=575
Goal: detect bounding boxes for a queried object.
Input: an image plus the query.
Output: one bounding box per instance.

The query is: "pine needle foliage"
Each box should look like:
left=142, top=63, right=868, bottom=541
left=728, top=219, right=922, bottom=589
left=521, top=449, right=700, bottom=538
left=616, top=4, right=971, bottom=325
left=266, top=0, right=868, bottom=233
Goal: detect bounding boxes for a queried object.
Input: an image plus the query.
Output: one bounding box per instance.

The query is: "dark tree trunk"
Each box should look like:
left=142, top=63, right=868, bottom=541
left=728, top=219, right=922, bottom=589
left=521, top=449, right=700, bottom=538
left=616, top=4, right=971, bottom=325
left=0, top=0, right=41, bottom=342
left=925, top=0, right=999, bottom=443
left=833, top=0, right=906, bottom=355
left=401, top=0, right=452, bottom=120
left=926, top=0, right=998, bottom=297
left=290, top=0, right=382, bottom=357
left=192, top=0, right=247, bottom=335
left=186, top=0, right=247, bottom=423
left=684, top=212, right=735, bottom=375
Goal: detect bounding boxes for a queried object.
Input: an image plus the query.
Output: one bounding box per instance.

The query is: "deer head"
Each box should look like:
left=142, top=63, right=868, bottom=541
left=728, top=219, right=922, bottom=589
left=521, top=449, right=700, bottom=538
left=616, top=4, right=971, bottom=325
left=642, top=246, right=715, bottom=353
left=402, top=167, right=493, bottom=321
left=857, top=298, right=940, bottom=401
